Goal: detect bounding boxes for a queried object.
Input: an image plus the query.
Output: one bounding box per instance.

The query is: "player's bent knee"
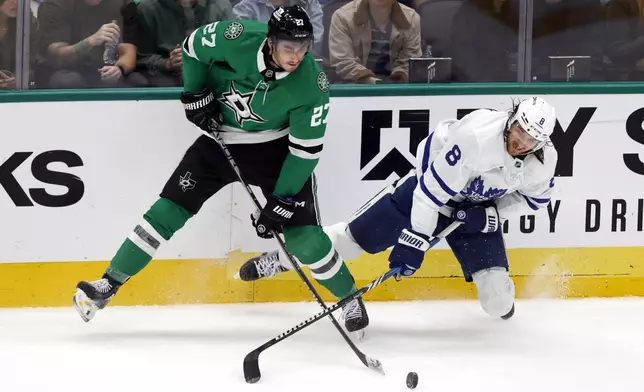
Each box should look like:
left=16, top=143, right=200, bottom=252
left=143, top=197, right=193, bottom=240
left=323, top=222, right=365, bottom=261
left=283, top=225, right=330, bottom=263
left=472, top=267, right=515, bottom=318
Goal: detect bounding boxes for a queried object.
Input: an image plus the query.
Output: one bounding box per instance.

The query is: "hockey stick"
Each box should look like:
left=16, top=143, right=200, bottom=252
left=242, top=220, right=462, bottom=383
left=200, top=126, right=383, bottom=382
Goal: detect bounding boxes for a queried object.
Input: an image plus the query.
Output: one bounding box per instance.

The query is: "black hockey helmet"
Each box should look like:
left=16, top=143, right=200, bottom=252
left=267, top=5, right=314, bottom=43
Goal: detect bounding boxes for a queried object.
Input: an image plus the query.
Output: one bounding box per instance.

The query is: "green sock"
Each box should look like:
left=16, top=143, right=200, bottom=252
left=284, top=226, right=356, bottom=298
left=106, top=198, right=192, bottom=283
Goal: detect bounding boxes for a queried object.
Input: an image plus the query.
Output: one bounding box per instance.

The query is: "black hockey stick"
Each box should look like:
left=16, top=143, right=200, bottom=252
left=201, top=126, right=383, bottom=381
left=242, top=220, right=462, bottom=383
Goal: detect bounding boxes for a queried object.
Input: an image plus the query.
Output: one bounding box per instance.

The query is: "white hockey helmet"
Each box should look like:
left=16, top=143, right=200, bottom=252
left=508, top=97, right=556, bottom=152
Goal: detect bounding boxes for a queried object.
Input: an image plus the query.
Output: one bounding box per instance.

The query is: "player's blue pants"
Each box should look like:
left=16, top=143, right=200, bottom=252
left=348, top=172, right=509, bottom=282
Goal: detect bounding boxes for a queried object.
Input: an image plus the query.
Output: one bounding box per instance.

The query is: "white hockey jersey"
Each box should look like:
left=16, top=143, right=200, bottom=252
left=411, top=109, right=558, bottom=237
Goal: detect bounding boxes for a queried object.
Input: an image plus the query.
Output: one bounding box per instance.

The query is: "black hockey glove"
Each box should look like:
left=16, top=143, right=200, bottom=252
left=451, top=202, right=500, bottom=234
left=251, top=195, right=296, bottom=239
left=180, top=88, right=223, bottom=132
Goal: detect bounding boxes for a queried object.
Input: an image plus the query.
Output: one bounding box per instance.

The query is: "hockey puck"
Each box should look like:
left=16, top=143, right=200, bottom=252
left=406, top=372, right=418, bottom=389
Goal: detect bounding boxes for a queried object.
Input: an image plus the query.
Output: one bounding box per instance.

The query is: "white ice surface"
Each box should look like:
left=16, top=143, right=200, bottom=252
left=1, top=299, right=643, bottom=392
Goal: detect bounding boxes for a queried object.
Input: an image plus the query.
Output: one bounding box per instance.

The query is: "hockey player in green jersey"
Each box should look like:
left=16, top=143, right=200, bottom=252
left=72, top=6, right=369, bottom=334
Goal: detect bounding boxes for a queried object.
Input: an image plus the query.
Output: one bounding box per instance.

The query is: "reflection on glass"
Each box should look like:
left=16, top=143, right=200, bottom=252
left=136, top=0, right=235, bottom=87
left=0, top=0, right=19, bottom=90
left=448, top=0, right=519, bottom=82
left=321, top=0, right=521, bottom=85
left=531, top=0, right=604, bottom=82
left=34, top=0, right=143, bottom=89
left=327, top=0, right=422, bottom=84
left=602, top=0, right=644, bottom=81
left=9, top=0, right=643, bottom=89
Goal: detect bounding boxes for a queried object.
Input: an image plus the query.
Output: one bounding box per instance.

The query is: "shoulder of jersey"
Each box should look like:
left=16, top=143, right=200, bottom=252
left=452, top=109, right=507, bottom=153
left=453, top=109, right=499, bottom=137
left=463, top=108, right=507, bottom=123
left=217, top=20, right=268, bottom=42
left=541, top=143, right=559, bottom=170
left=292, top=55, right=329, bottom=96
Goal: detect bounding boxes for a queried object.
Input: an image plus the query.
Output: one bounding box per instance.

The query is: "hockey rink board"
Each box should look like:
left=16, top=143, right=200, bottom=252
left=2, top=94, right=644, bottom=306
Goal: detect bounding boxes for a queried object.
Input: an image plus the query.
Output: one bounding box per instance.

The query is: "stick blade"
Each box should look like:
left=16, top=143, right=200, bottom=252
left=363, top=355, right=385, bottom=375
left=243, top=350, right=261, bottom=384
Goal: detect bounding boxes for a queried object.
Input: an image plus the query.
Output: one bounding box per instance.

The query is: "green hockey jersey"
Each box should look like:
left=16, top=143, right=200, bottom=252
left=181, top=20, right=330, bottom=197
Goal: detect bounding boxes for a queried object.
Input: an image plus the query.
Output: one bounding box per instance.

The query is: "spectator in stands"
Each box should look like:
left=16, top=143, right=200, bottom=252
left=449, top=0, right=519, bottom=82
left=233, top=0, right=324, bottom=55
left=0, top=0, right=39, bottom=89
left=37, top=0, right=143, bottom=88
left=136, top=0, right=234, bottom=87
left=328, top=0, right=421, bottom=83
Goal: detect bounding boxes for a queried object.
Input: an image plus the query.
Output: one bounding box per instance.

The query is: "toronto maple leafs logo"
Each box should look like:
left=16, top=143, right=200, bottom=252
left=218, top=81, right=265, bottom=126
left=461, top=176, right=507, bottom=202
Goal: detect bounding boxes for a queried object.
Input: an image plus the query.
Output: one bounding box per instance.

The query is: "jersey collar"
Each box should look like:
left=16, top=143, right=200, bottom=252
left=257, top=39, right=290, bottom=81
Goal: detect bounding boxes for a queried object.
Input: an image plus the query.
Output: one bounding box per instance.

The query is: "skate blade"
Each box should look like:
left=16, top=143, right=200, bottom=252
left=353, top=329, right=366, bottom=342
left=73, top=289, right=98, bottom=323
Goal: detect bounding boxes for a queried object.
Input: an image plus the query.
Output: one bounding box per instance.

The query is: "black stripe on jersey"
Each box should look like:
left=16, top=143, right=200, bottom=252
left=288, top=141, right=323, bottom=155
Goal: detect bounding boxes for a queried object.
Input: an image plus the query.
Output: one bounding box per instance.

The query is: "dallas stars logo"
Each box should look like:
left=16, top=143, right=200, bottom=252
left=224, top=22, right=244, bottom=40
left=179, top=171, right=196, bottom=192
left=218, top=81, right=265, bottom=126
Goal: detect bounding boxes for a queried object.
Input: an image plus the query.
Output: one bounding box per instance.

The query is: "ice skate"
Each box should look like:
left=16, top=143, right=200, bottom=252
left=73, top=275, right=122, bottom=322
left=341, top=296, right=369, bottom=340
left=235, top=250, right=289, bottom=281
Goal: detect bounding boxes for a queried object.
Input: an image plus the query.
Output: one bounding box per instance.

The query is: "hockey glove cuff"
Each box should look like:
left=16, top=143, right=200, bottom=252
left=452, top=204, right=499, bottom=234
left=388, top=228, right=430, bottom=280
left=180, top=88, right=223, bottom=132
left=252, top=195, right=296, bottom=239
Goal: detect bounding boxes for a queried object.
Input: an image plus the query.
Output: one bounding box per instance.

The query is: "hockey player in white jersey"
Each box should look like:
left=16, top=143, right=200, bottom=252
left=237, top=97, right=558, bottom=320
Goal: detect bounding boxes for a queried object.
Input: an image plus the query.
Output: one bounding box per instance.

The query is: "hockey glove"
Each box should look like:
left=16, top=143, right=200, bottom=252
left=452, top=202, right=500, bottom=234
left=251, top=195, right=296, bottom=239
left=388, top=228, right=430, bottom=280
left=180, top=88, right=223, bottom=132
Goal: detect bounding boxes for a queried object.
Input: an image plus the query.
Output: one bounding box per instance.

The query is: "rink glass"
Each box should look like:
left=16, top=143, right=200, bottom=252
left=3, top=0, right=639, bottom=90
